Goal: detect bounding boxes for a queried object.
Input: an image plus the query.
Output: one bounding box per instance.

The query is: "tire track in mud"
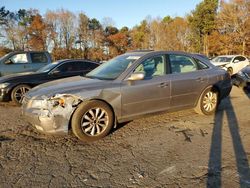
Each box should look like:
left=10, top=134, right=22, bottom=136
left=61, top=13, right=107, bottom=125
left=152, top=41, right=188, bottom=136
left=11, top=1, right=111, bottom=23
left=0, top=87, right=249, bottom=187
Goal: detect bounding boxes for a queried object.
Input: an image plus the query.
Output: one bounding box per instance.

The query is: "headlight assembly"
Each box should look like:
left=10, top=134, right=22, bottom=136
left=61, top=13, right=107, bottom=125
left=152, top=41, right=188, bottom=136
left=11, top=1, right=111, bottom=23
left=51, top=98, right=65, bottom=108
left=31, top=99, right=48, bottom=108
left=0, top=83, right=10, bottom=89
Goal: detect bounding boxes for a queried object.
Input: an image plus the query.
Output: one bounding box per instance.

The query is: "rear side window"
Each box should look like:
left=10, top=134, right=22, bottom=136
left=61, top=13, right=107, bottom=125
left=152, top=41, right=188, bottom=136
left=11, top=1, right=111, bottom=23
left=9, top=53, right=28, bottom=64
left=169, top=54, right=198, bottom=74
left=30, top=53, right=48, bottom=63
left=78, top=61, right=99, bottom=71
left=234, top=56, right=246, bottom=62
left=195, top=59, right=209, bottom=69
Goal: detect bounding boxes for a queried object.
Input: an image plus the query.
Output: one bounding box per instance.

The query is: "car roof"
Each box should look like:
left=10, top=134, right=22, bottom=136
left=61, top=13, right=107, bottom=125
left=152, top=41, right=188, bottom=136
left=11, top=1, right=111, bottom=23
left=55, top=59, right=100, bottom=64
left=123, top=50, right=213, bottom=65
left=124, top=50, right=199, bottom=56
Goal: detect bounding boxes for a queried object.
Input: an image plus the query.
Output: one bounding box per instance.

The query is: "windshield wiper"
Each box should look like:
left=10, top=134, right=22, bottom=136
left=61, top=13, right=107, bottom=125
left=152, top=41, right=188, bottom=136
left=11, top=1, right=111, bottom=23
left=84, top=75, right=99, bottom=79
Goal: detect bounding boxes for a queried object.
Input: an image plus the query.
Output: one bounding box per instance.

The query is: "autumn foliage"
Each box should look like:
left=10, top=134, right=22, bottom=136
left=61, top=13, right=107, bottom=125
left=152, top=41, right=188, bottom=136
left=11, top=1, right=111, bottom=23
left=0, top=0, right=249, bottom=61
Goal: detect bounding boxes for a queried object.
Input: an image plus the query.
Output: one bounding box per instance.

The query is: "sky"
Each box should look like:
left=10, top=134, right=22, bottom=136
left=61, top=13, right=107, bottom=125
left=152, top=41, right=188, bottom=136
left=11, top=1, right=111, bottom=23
left=1, top=0, right=202, bottom=29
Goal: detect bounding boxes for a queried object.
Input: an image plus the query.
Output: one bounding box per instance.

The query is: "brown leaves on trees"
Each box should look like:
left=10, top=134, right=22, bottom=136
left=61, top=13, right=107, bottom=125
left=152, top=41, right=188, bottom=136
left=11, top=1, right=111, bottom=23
left=27, top=14, right=47, bottom=50
left=1, top=0, right=250, bottom=61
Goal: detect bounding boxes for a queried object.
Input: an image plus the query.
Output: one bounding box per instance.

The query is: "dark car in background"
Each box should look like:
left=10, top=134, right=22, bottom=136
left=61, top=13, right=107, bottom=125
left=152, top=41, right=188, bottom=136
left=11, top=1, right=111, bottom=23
left=22, top=51, right=232, bottom=142
left=233, top=66, right=250, bottom=89
left=0, top=51, right=52, bottom=76
left=0, top=59, right=99, bottom=104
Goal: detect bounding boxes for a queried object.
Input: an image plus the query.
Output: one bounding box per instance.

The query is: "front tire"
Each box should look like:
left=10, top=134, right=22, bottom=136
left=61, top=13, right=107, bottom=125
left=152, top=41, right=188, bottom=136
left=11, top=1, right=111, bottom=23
left=195, top=87, right=218, bottom=115
left=11, top=84, right=31, bottom=105
left=72, top=100, right=114, bottom=142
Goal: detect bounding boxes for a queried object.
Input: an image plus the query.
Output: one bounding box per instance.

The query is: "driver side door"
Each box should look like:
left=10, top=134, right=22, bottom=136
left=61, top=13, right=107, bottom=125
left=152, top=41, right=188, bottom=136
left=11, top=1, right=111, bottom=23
left=120, top=55, right=171, bottom=120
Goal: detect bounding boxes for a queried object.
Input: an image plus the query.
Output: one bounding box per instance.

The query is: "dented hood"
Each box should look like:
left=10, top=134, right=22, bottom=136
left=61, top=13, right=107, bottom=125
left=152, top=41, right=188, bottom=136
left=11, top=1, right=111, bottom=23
left=27, top=76, right=113, bottom=99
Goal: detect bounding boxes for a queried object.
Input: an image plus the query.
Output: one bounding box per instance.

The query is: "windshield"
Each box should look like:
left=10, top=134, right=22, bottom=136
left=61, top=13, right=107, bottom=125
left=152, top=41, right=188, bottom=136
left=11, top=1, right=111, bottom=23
left=36, top=61, right=59, bottom=72
left=212, top=56, right=233, bottom=62
left=86, top=54, right=142, bottom=80
left=0, top=53, right=11, bottom=61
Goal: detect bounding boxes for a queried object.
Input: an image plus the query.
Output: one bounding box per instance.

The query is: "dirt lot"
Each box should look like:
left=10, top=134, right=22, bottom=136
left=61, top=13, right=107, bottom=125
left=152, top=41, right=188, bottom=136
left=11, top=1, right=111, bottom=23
left=0, top=86, right=250, bottom=188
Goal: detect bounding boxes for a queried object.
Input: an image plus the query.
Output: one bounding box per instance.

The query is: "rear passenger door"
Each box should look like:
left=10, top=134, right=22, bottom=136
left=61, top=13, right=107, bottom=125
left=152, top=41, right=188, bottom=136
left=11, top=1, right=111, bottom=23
left=167, top=54, right=209, bottom=108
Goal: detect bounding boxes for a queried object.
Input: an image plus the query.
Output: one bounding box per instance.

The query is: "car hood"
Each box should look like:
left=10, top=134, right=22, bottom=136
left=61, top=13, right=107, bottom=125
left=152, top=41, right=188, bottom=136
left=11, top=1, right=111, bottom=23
left=0, top=72, right=44, bottom=83
left=211, top=61, right=229, bottom=67
left=27, top=76, right=113, bottom=99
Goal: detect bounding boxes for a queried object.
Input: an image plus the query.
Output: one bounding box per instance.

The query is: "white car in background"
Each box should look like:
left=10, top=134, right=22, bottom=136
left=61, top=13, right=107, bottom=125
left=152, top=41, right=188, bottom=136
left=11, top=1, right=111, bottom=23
left=211, top=55, right=249, bottom=76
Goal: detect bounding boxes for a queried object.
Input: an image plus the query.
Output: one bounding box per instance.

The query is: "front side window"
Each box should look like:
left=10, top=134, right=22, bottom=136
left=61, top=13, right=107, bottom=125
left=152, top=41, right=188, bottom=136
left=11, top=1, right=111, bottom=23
left=37, top=62, right=59, bottom=72
left=78, top=62, right=99, bottom=71
left=30, top=53, right=48, bottom=63
left=54, top=62, right=76, bottom=73
left=9, top=53, right=28, bottom=64
left=134, top=55, right=165, bottom=79
left=169, top=54, right=197, bottom=74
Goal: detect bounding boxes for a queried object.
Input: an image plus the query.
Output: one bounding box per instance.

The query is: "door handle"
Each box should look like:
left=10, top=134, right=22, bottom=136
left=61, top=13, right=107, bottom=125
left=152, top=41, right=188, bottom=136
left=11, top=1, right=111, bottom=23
left=158, top=82, right=169, bottom=88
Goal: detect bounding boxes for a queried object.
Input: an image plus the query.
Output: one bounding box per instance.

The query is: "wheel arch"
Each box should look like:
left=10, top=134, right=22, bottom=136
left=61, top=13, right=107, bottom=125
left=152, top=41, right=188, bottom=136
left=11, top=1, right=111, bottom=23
left=194, top=85, right=220, bottom=115
left=68, top=98, right=117, bottom=131
left=195, top=84, right=221, bottom=107
left=10, top=83, right=33, bottom=104
left=89, top=98, right=116, bottom=122
left=9, top=83, right=33, bottom=94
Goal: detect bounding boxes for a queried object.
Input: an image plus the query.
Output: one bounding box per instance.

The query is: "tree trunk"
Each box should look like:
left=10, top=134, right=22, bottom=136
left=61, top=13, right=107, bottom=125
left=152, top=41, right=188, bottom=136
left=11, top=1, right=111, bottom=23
left=242, top=39, right=246, bottom=55
left=203, top=34, right=209, bottom=56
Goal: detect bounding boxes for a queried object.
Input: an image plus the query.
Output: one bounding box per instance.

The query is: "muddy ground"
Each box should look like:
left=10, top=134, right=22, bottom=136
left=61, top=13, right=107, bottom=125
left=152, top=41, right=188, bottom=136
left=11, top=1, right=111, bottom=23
left=0, top=86, right=250, bottom=188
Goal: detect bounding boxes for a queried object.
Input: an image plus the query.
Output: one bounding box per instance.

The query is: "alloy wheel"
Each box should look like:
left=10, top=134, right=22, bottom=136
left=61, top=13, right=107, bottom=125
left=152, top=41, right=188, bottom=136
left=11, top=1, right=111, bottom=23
left=14, top=86, right=30, bottom=104
left=202, top=91, right=217, bottom=113
left=80, top=107, right=109, bottom=136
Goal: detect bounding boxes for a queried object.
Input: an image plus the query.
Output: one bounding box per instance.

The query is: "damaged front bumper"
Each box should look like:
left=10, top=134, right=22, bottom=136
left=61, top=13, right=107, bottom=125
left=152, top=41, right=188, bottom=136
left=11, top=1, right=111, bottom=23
left=22, top=94, right=82, bottom=135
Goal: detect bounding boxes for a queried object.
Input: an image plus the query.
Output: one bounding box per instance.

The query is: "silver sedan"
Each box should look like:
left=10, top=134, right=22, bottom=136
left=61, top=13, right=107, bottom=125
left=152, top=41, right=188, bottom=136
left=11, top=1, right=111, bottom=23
left=22, top=51, right=232, bottom=142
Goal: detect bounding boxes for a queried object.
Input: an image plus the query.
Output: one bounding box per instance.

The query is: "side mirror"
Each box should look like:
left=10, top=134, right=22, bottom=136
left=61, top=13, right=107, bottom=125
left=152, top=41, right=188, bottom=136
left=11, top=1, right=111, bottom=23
left=5, top=59, right=13, bottom=65
left=234, top=59, right=240, bottom=63
left=126, top=72, right=145, bottom=81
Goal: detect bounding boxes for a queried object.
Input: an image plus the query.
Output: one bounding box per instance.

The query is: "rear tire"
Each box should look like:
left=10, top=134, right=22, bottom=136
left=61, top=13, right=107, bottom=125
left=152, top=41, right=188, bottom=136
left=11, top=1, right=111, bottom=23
left=11, top=84, right=31, bottom=105
left=72, top=100, right=114, bottom=142
left=195, top=87, right=218, bottom=115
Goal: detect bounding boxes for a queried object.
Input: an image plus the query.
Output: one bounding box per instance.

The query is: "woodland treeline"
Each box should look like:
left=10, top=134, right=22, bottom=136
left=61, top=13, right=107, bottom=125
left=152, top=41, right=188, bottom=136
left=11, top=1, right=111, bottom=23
left=0, top=0, right=249, bottom=61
